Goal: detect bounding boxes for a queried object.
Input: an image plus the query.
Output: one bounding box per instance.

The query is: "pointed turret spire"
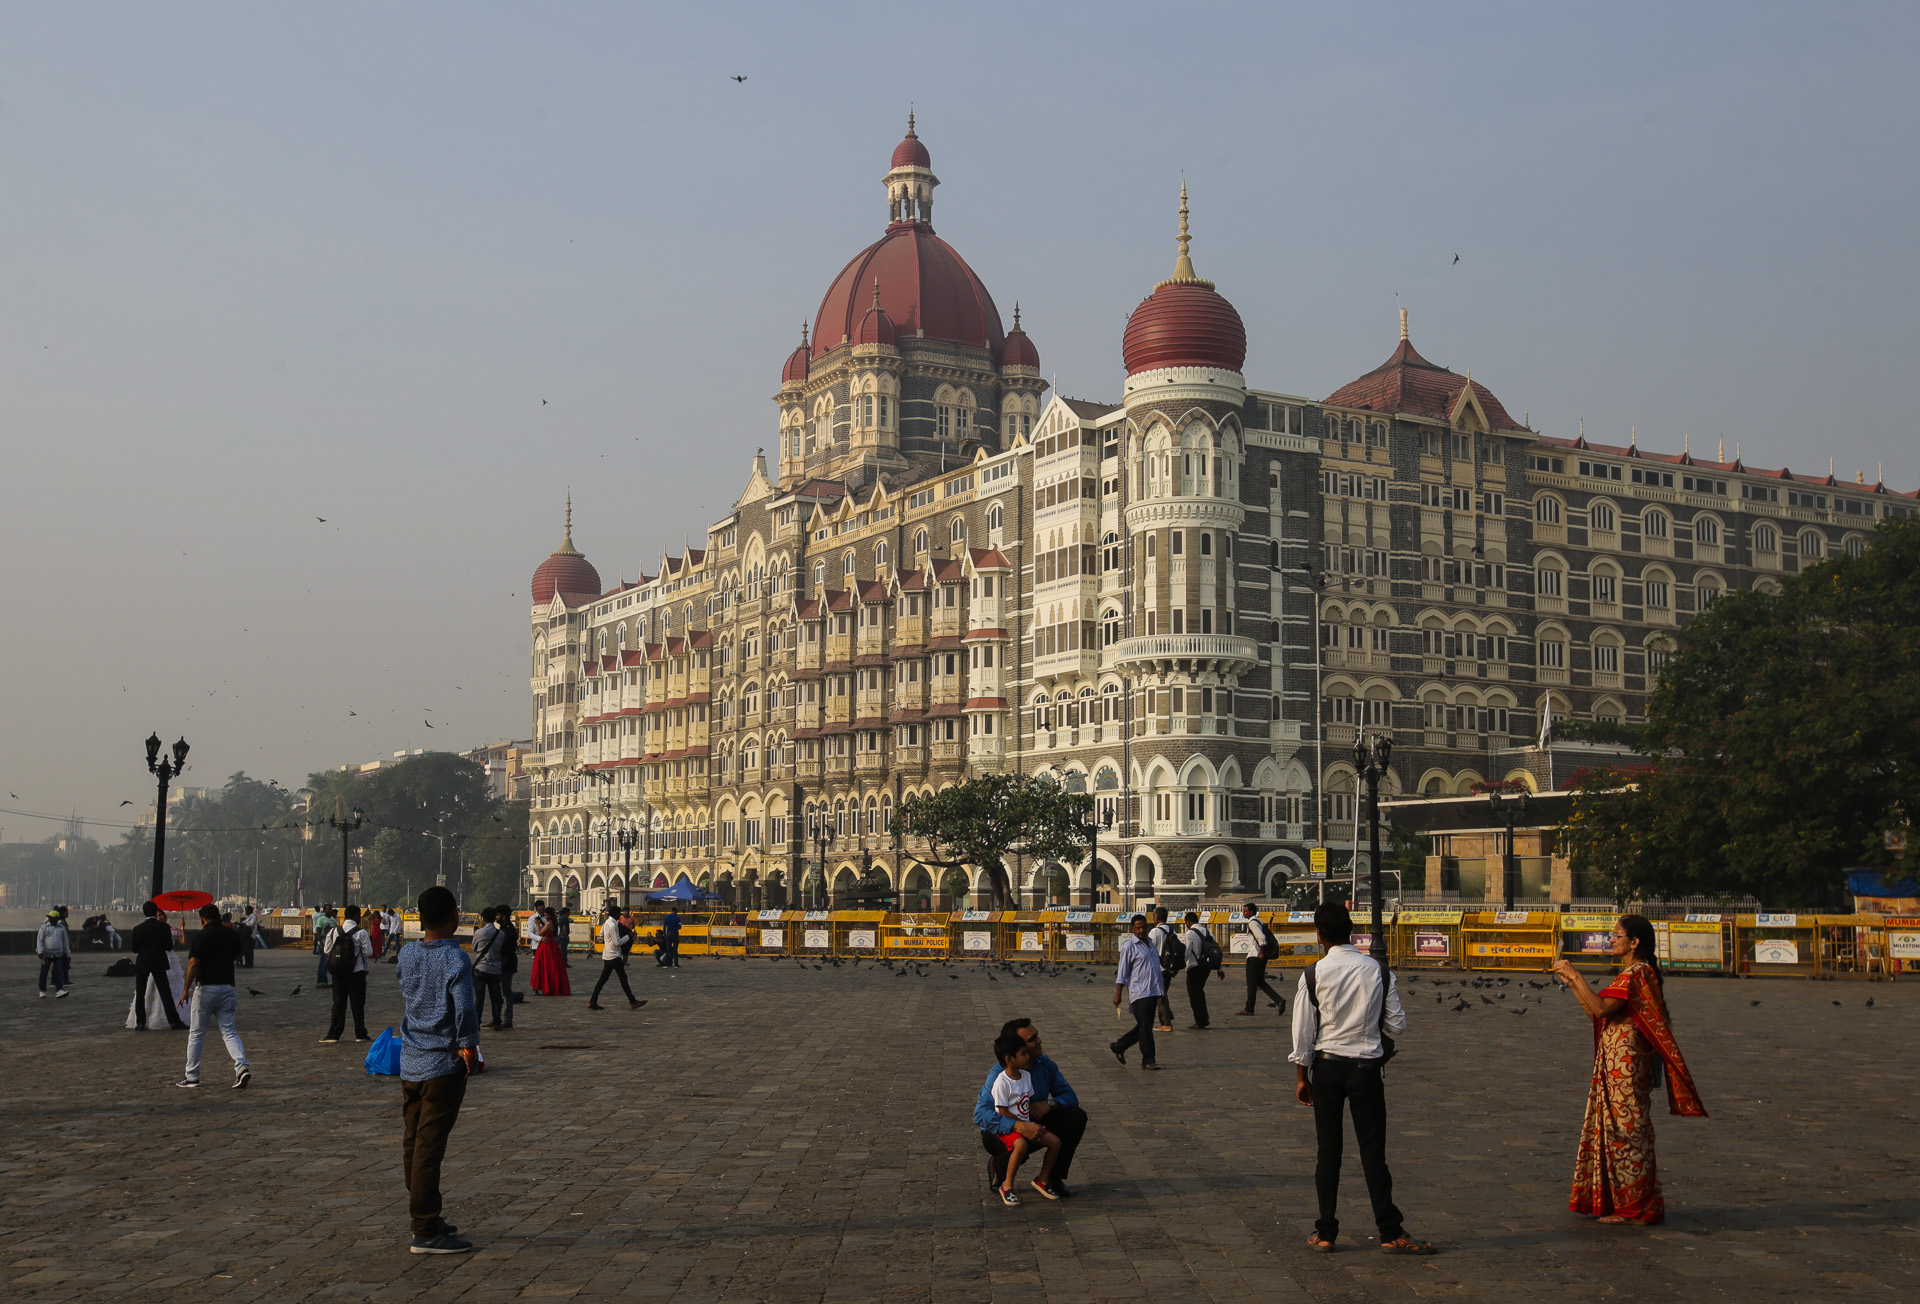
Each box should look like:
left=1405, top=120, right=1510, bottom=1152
left=1399, top=306, right=1409, bottom=341
left=558, top=491, right=580, bottom=556
left=1172, top=179, right=1197, bottom=280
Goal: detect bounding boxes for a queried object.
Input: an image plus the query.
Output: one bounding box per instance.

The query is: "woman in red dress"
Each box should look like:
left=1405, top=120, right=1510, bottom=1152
left=363, top=909, right=384, bottom=959
left=530, top=906, right=571, bottom=995
left=1551, top=915, right=1706, bottom=1225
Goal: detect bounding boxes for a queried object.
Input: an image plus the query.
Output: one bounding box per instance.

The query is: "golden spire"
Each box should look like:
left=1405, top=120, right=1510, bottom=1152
left=557, top=491, right=580, bottom=556
left=1399, top=307, right=1409, bottom=341
left=1829, top=455, right=1835, bottom=477
left=872, top=278, right=882, bottom=310
left=1684, top=432, right=1690, bottom=455
left=1173, top=179, right=1196, bottom=280
left=1718, top=438, right=1725, bottom=461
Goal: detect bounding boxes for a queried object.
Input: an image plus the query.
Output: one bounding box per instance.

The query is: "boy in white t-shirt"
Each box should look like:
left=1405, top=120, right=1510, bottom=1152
left=989, top=1029, right=1064, bottom=1205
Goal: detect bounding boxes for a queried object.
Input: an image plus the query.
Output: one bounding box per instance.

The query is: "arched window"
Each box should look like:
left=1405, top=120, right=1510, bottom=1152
left=1102, top=532, right=1121, bottom=571
left=987, top=503, right=1003, bottom=533
left=913, top=528, right=929, bottom=555
left=1643, top=510, right=1669, bottom=540
left=1694, top=515, right=1721, bottom=546
left=1199, top=532, right=1213, bottom=556
left=1535, top=495, right=1562, bottom=525
left=1590, top=501, right=1617, bottom=533
left=1102, top=607, right=1121, bottom=646
left=1799, top=530, right=1823, bottom=560
left=1845, top=535, right=1866, bottom=559
left=949, top=517, right=966, bottom=545
left=842, top=550, right=856, bottom=578
left=1754, top=523, right=1779, bottom=552
left=874, top=540, right=889, bottom=568
left=1033, top=693, right=1051, bottom=732
left=813, top=559, right=827, bottom=587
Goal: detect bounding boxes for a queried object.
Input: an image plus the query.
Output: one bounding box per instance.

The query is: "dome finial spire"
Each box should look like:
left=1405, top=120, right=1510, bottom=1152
left=1399, top=306, right=1409, bottom=341
left=907, top=105, right=916, bottom=136
left=558, top=491, right=580, bottom=557
left=872, top=277, right=882, bottom=310
left=1013, top=301, right=1021, bottom=329
left=1173, top=178, right=1196, bottom=280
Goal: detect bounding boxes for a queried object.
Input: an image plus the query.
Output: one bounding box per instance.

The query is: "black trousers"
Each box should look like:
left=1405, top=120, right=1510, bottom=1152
left=590, top=958, right=635, bottom=1004
left=401, top=1071, right=467, bottom=1237
left=1186, top=966, right=1211, bottom=1027
left=135, top=957, right=185, bottom=1028
left=1245, top=955, right=1286, bottom=1013
left=1110, top=996, right=1159, bottom=1065
left=241, top=933, right=255, bottom=967
left=663, top=935, right=681, bottom=966
left=476, top=972, right=511, bottom=1027
left=1311, top=1054, right=1404, bottom=1244
left=326, top=969, right=369, bottom=1039
left=980, top=1103, right=1089, bottom=1186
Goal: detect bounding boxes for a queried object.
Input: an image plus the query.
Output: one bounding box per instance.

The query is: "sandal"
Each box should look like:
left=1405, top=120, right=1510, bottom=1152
left=1307, top=1234, right=1335, bottom=1252
left=1380, top=1236, right=1435, bottom=1255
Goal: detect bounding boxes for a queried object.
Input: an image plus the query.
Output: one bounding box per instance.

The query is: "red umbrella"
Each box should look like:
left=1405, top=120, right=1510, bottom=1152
left=151, top=890, right=214, bottom=913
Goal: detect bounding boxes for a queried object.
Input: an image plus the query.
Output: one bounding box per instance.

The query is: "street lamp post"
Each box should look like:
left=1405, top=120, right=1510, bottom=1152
left=1353, top=733, right=1393, bottom=956
left=1488, top=787, right=1533, bottom=913
left=617, top=823, right=639, bottom=913
left=811, top=815, right=832, bottom=910
left=144, top=733, right=190, bottom=899
left=327, top=807, right=366, bottom=907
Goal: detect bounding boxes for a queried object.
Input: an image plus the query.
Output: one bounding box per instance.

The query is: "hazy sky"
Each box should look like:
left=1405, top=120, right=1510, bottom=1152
left=4, top=3, right=1916, bottom=833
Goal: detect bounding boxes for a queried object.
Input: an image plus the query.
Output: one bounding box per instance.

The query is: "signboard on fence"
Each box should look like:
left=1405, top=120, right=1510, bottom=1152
left=847, top=930, right=876, bottom=950
left=1493, top=911, right=1532, bottom=925
left=961, top=910, right=992, bottom=922
left=803, top=930, right=829, bottom=949
left=1889, top=931, right=1920, bottom=960
left=805, top=911, right=830, bottom=921
left=1467, top=940, right=1556, bottom=960
left=1065, top=910, right=1092, bottom=922
left=1754, top=938, right=1800, bottom=964
left=963, top=930, right=993, bottom=951
left=1415, top=932, right=1451, bottom=957
left=1755, top=913, right=1799, bottom=928
left=710, top=926, right=747, bottom=939
left=1017, top=932, right=1044, bottom=952
left=1663, top=923, right=1724, bottom=969
left=884, top=935, right=947, bottom=951
left=1561, top=914, right=1619, bottom=932
left=759, top=929, right=786, bottom=949
left=1578, top=932, right=1614, bottom=955
left=1399, top=911, right=1464, bottom=925
left=1065, top=933, right=1096, bottom=952
left=757, top=910, right=783, bottom=922
left=1309, top=847, right=1328, bottom=878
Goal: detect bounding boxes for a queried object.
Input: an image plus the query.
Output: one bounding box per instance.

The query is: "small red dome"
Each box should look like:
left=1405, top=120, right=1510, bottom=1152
left=891, top=129, right=930, bottom=170
left=1122, top=279, right=1246, bottom=375
left=781, top=335, right=810, bottom=385
left=1002, top=326, right=1038, bottom=370
left=855, top=300, right=897, bottom=347
left=532, top=551, right=600, bottom=605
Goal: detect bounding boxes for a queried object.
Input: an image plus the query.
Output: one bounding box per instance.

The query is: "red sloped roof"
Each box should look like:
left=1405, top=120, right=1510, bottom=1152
left=1324, top=337, right=1526, bottom=431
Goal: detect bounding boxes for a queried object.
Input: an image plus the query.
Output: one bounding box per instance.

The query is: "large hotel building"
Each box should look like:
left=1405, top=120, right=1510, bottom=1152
left=523, top=122, right=1914, bottom=913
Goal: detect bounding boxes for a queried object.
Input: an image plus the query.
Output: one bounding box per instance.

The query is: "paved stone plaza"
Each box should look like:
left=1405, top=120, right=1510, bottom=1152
left=1, top=946, right=1914, bottom=1302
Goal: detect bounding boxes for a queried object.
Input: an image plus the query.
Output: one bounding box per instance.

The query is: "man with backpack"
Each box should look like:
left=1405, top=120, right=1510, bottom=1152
left=1180, top=910, right=1223, bottom=1028
left=1238, top=900, right=1287, bottom=1017
left=320, top=905, right=375, bottom=1043
left=1289, top=901, right=1432, bottom=1256
left=1147, top=906, right=1180, bottom=1031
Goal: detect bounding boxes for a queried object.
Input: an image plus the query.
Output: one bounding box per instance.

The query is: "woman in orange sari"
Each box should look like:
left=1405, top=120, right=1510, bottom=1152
left=1550, top=914, right=1706, bottom=1225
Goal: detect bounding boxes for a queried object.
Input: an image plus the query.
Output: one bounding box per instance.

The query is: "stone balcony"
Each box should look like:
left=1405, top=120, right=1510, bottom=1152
left=1109, top=633, right=1260, bottom=673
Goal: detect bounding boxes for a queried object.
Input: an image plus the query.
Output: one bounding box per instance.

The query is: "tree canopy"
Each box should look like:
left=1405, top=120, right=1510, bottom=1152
left=897, top=773, right=1094, bottom=909
left=1566, top=515, right=1919, bottom=908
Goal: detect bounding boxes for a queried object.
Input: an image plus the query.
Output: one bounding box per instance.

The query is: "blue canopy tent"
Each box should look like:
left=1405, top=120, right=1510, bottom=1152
left=644, top=876, right=723, bottom=905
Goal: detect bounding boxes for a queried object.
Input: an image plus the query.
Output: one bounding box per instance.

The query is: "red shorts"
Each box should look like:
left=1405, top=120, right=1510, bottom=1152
left=999, top=1127, right=1045, bottom=1151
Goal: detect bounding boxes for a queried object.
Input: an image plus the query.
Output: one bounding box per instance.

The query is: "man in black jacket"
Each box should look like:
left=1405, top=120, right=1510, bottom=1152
left=130, top=901, right=188, bottom=1031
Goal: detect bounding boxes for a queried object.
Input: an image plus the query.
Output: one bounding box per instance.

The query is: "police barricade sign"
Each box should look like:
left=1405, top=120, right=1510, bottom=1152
left=884, top=913, right=951, bottom=954
left=803, top=928, right=830, bottom=950
left=1394, top=910, right=1463, bottom=967
left=1462, top=912, right=1558, bottom=971
left=707, top=924, right=749, bottom=957
left=1653, top=917, right=1727, bottom=972
left=1737, top=913, right=1818, bottom=977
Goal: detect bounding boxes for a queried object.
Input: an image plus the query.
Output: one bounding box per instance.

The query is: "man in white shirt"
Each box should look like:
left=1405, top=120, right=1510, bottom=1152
left=1180, top=911, right=1218, bottom=1028
left=1107, top=915, right=1167, bottom=1070
left=587, top=905, right=645, bottom=1011
left=320, top=905, right=376, bottom=1043
left=1146, top=907, right=1177, bottom=1031
left=1289, top=902, right=1432, bottom=1255
left=1238, top=900, right=1287, bottom=1017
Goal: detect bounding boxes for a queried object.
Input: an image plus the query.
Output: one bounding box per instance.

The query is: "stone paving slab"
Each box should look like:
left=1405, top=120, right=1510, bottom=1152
left=1, top=948, right=1915, bottom=1302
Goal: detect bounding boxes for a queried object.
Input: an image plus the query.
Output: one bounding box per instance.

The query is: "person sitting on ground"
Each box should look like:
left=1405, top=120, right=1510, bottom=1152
left=974, top=1018, right=1087, bottom=1197
left=989, top=1028, right=1064, bottom=1206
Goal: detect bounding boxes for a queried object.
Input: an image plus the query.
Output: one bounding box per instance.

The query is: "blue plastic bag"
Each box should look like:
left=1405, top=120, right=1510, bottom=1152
left=364, top=1026, right=402, bottom=1076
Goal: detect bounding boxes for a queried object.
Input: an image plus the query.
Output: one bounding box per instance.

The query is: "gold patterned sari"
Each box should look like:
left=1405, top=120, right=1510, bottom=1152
left=1570, top=962, right=1706, bottom=1224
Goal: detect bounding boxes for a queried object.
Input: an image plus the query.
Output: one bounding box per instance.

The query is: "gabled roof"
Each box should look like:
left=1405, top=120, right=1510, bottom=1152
left=1060, top=397, right=1119, bottom=420
left=1324, top=334, right=1527, bottom=432
left=968, top=546, right=1012, bottom=570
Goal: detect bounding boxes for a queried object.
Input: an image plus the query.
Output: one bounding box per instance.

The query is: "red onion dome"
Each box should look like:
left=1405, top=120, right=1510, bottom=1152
left=780, top=324, right=811, bottom=385
left=1001, top=303, right=1038, bottom=369
left=1121, top=181, right=1246, bottom=376
left=891, top=115, right=930, bottom=169
left=853, top=280, right=897, bottom=346
left=531, top=498, right=600, bottom=605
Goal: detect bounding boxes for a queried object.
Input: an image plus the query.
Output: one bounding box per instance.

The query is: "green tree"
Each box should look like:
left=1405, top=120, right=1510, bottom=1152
left=1566, top=515, right=1920, bottom=908
left=897, top=773, right=1094, bottom=909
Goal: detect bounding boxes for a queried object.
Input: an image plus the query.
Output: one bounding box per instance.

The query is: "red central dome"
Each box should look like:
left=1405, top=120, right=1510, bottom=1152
left=813, top=228, right=1005, bottom=358
left=1122, top=279, right=1246, bottom=375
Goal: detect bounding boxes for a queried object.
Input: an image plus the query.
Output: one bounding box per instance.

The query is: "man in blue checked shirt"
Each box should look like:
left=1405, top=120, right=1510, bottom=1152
left=396, top=885, right=480, bottom=1255
left=973, top=1018, right=1089, bottom=1196
left=1109, top=914, right=1167, bottom=1069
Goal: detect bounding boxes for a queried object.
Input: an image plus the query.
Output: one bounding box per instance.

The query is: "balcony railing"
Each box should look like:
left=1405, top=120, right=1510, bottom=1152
left=1109, top=633, right=1259, bottom=666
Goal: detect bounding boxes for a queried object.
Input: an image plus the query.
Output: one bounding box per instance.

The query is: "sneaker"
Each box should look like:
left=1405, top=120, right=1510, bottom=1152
left=629, top=999, right=646, bottom=1009
left=586, top=1002, right=604, bottom=1011
left=38, top=991, right=46, bottom=999
left=55, top=989, right=69, bottom=998
left=1030, top=1180, right=1061, bottom=1201
left=408, top=1232, right=475, bottom=1255
left=175, top=1078, right=200, bottom=1088
left=354, top=1033, right=371, bottom=1042
left=318, top=1036, right=339, bottom=1044
left=1050, top=1181, right=1074, bottom=1199
left=997, top=1187, right=1021, bottom=1206
left=233, top=1068, right=251, bottom=1090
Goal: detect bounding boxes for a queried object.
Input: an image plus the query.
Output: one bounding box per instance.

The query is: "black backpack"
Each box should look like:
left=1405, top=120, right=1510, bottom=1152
left=324, top=925, right=357, bottom=981
left=1157, top=928, right=1186, bottom=976
left=1303, top=957, right=1397, bottom=1065
left=1253, top=918, right=1281, bottom=961
left=1194, top=929, right=1224, bottom=972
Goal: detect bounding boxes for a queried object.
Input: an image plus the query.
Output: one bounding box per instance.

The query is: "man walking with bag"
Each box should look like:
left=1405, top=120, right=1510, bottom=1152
left=320, top=905, right=374, bottom=1044
left=1108, top=914, right=1166, bottom=1070
left=1147, top=906, right=1180, bottom=1031
left=1238, top=900, right=1287, bottom=1016
left=1181, top=910, right=1222, bottom=1029
left=1290, top=902, right=1432, bottom=1255
left=587, top=904, right=644, bottom=1011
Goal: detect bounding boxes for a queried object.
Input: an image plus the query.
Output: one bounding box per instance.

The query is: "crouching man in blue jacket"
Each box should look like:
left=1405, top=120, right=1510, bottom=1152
left=973, top=1017, right=1090, bottom=1197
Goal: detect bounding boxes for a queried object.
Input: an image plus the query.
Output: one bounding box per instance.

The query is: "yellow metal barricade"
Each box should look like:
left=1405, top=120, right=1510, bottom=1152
left=1559, top=913, right=1622, bottom=974
left=703, top=921, right=751, bottom=957
left=1654, top=916, right=1731, bottom=975
left=1461, top=911, right=1558, bottom=972
left=793, top=910, right=836, bottom=957
left=1735, top=913, right=1819, bottom=977
left=1394, top=911, right=1464, bottom=969
left=747, top=909, right=794, bottom=956
left=1249, top=911, right=1324, bottom=971
left=1811, top=914, right=1885, bottom=977
left=881, top=912, right=953, bottom=958
left=950, top=909, right=1001, bottom=959
left=1878, top=915, right=1920, bottom=979
left=831, top=911, right=888, bottom=957
left=275, top=909, right=311, bottom=946
left=1059, top=909, right=1121, bottom=965
left=1005, top=911, right=1058, bottom=962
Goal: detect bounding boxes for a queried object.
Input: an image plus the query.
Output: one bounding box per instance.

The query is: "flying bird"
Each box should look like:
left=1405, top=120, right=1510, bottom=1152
left=541, top=399, right=547, bottom=405
left=424, top=721, right=434, bottom=728
left=1452, top=253, right=1460, bottom=264
left=731, top=74, right=747, bottom=82
left=317, top=517, right=326, bottom=522
left=119, top=800, right=133, bottom=806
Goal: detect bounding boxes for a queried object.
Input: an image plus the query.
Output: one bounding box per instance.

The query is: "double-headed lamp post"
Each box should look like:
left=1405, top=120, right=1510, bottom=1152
left=328, top=807, right=366, bottom=907
left=616, top=822, right=639, bottom=912
left=811, top=815, right=833, bottom=909
left=144, top=733, right=190, bottom=899
left=1353, top=734, right=1393, bottom=950
left=1488, top=786, right=1533, bottom=913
